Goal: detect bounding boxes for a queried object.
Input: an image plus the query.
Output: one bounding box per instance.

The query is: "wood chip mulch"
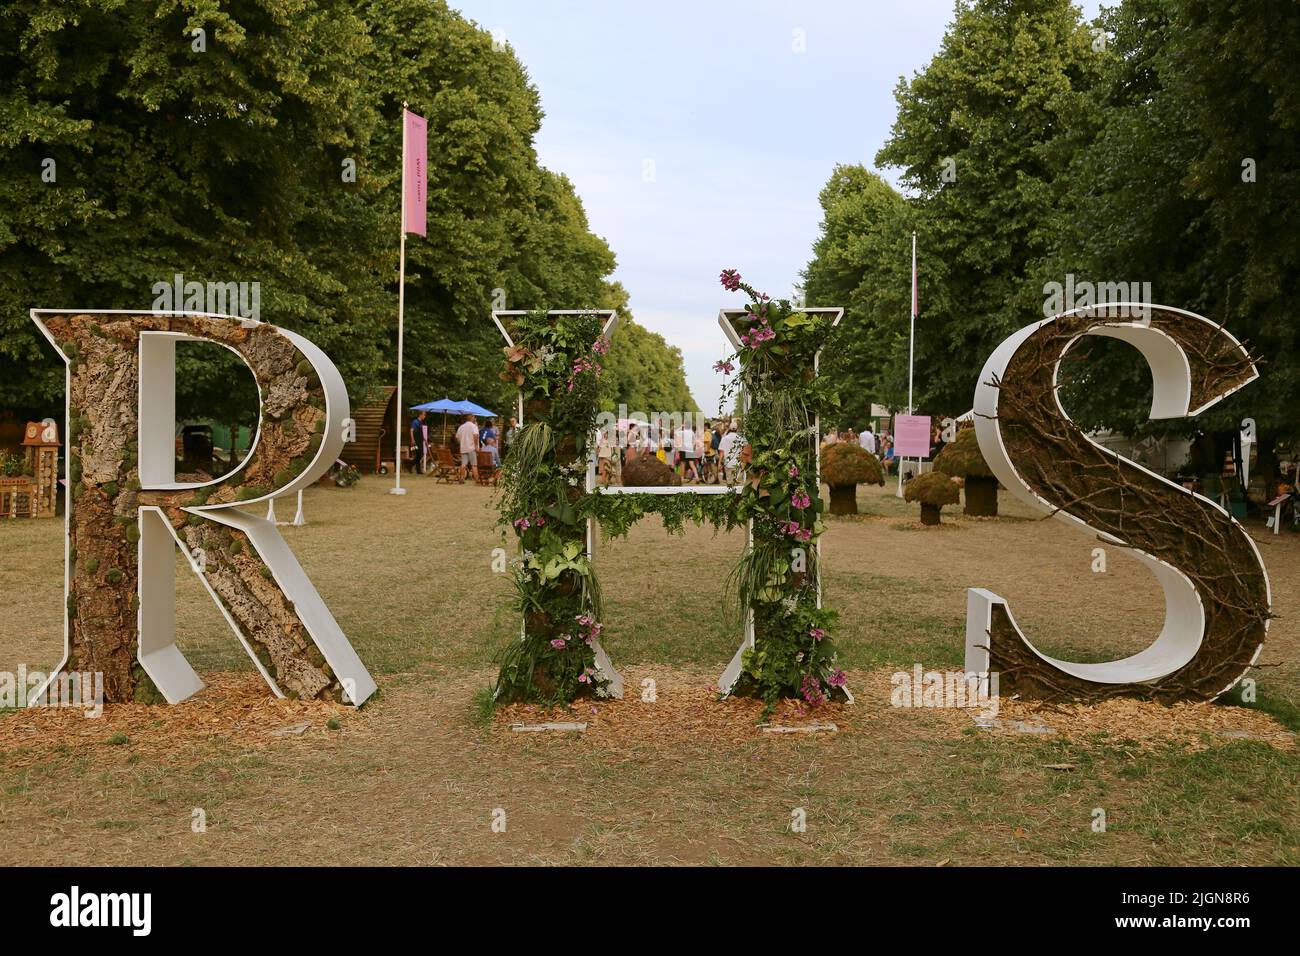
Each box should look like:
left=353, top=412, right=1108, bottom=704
left=494, top=666, right=1296, bottom=753
left=3, top=666, right=1290, bottom=771
left=494, top=667, right=853, bottom=752
left=0, top=673, right=356, bottom=769
left=845, top=667, right=1296, bottom=751
left=991, top=694, right=1296, bottom=750
left=890, top=521, right=965, bottom=532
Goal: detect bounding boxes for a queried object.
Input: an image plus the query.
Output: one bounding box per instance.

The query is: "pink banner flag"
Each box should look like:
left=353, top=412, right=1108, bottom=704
left=911, top=242, right=918, bottom=318
left=403, top=109, right=427, bottom=237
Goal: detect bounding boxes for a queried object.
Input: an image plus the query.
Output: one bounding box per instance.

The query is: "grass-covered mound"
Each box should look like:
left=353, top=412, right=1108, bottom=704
left=821, top=442, right=884, bottom=515
left=903, top=470, right=959, bottom=525
left=933, top=427, right=999, bottom=516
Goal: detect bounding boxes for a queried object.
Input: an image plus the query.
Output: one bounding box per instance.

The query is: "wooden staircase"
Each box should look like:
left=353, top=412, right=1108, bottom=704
left=343, top=385, right=397, bottom=474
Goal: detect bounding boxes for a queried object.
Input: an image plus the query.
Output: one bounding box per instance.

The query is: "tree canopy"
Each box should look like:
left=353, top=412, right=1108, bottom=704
left=806, top=0, right=1299, bottom=467
left=0, top=0, right=695, bottom=425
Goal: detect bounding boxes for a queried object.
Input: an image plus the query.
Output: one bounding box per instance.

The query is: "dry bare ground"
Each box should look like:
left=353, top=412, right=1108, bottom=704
left=1, top=477, right=1297, bottom=865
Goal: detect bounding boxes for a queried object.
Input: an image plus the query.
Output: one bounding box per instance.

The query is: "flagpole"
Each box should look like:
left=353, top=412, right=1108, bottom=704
left=898, top=231, right=917, bottom=497
left=909, top=231, right=916, bottom=415
left=390, top=101, right=409, bottom=496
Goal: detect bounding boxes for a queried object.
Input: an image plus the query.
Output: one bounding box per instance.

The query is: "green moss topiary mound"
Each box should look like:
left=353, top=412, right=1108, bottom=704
left=903, top=470, right=960, bottom=525
left=933, top=427, right=999, bottom=516
left=821, top=442, right=884, bottom=515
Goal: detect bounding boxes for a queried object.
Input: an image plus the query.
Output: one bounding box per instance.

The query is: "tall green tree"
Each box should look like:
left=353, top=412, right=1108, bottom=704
left=1042, top=0, right=1300, bottom=464
left=0, top=0, right=390, bottom=419
left=802, top=164, right=911, bottom=427
left=2, top=0, right=691, bottom=434
left=599, top=288, right=698, bottom=417
left=874, top=0, right=1103, bottom=415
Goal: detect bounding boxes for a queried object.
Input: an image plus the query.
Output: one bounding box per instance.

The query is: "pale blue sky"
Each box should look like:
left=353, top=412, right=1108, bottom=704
left=452, top=0, right=1102, bottom=413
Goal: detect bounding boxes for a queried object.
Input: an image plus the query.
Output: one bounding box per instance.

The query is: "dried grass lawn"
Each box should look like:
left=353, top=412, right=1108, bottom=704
left=1, top=477, right=1298, bottom=865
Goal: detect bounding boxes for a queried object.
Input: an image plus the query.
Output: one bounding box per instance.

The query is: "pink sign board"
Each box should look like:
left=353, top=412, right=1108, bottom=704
left=893, top=414, right=932, bottom=458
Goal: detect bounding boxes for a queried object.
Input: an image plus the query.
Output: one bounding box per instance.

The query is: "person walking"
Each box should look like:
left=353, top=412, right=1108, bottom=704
left=709, top=421, right=723, bottom=483
left=681, top=420, right=699, bottom=482
left=860, top=425, right=877, bottom=455
left=597, top=428, right=614, bottom=485
left=455, top=413, right=480, bottom=482
left=719, top=425, right=741, bottom=483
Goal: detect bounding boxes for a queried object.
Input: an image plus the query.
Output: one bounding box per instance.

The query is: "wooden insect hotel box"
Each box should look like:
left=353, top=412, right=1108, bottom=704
left=0, top=421, right=60, bottom=519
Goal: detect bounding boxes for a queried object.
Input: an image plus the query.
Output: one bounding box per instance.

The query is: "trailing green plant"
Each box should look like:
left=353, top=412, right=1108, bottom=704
left=491, top=310, right=612, bottom=706
left=490, top=278, right=850, bottom=719
left=582, top=489, right=741, bottom=539
left=715, top=269, right=849, bottom=714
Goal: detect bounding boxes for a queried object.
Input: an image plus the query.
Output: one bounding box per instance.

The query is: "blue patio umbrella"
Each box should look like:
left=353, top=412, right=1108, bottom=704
left=410, top=398, right=498, bottom=445
left=456, top=399, right=497, bottom=418
left=410, top=398, right=497, bottom=416
left=409, top=397, right=462, bottom=413
left=409, top=398, right=459, bottom=447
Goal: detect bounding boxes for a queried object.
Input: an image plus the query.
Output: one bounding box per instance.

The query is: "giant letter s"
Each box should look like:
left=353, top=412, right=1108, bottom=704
left=966, top=305, right=1269, bottom=703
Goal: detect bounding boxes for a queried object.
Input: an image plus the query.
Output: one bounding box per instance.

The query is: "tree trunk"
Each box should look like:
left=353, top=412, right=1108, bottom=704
left=920, top=503, right=941, bottom=526
left=964, top=475, right=999, bottom=516
left=828, top=483, right=858, bottom=515
left=1256, top=428, right=1279, bottom=504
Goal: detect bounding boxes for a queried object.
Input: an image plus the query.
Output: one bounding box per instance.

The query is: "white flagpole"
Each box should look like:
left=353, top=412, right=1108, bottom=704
left=909, top=231, right=916, bottom=414
left=898, top=231, right=917, bottom=497
left=390, top=101, right=409, bottom=496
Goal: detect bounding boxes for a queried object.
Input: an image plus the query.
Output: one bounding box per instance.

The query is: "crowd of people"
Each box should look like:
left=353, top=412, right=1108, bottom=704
left=597, top=418, right=745, bottom=485
left=407, top=409, right=951, bottom=486
left=407, top=411, right=518, bottom=482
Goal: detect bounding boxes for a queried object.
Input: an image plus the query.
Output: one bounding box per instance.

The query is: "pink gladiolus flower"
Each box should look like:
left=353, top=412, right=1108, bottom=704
left=789, top=465, right=799, bottom=477
left=827, top=668, right=847, bottom=688
left=550, top=638, right=567, bottom=649
left=713, top=359, right=735, bottom=375
left=792, top=492, right=811, bottom=510
left=810, top=627, right=825, bottom=641
left=720, top=269, right=742, bottom=291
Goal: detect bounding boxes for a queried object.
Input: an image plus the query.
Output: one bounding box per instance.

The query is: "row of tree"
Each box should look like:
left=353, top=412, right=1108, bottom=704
left=805, top=0, right=1298, bottom=475
left=0, top=0, right=695, bottom=427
